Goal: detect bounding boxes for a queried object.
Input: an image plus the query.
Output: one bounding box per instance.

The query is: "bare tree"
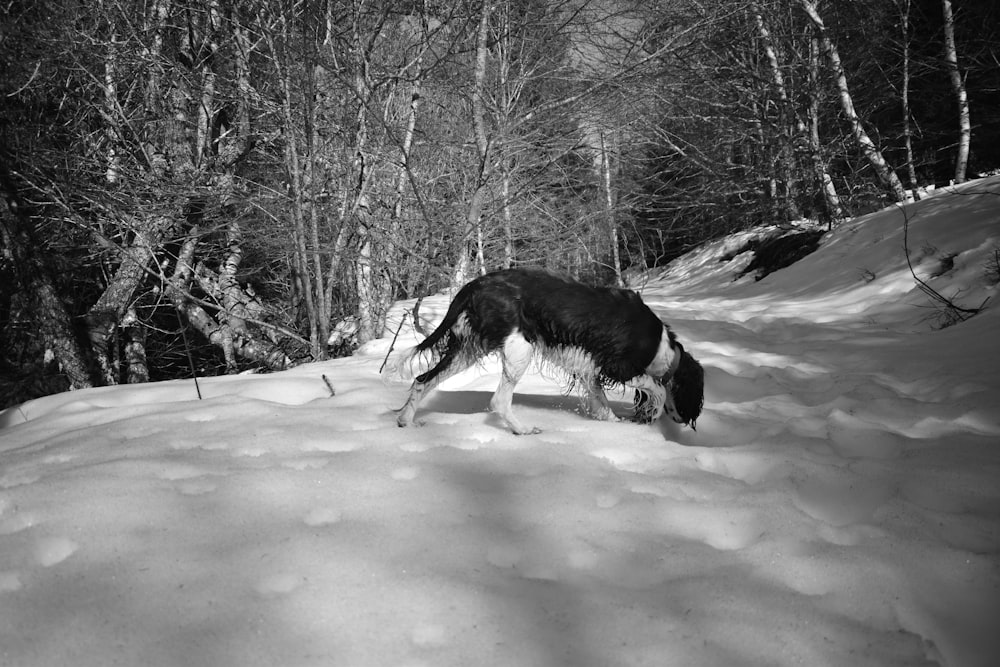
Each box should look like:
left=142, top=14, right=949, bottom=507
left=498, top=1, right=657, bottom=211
left=0, top=164, right=93, bottom=390
left=941, top=0, right=971, bottom=184
left=806, top=31, right=845, bottom=220
left=895, top=0, right=921, bottom=199
left=798, top=0, right=908, bottom=202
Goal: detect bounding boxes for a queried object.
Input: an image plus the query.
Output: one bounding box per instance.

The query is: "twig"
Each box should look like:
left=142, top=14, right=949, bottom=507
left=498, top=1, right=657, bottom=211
left=411, top=296, right=427, bottom=337
left=177, top=309, right=203, bottom=399
left=321, top=374, right=335, bottom=396
left=379, top=311, right=410, bottom=374
left=899, top=203, right=986, bottom=324
left=6, top=61, right=41, bottom=97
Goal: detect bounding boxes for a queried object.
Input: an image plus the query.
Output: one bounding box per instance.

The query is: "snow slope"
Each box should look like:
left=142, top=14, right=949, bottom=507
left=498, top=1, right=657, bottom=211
left=2, top=177, right=999, bottom=667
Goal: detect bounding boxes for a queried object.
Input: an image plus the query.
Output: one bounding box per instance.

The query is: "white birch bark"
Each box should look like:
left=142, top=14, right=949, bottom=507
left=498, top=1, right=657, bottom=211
left=454, top=0, right=494, bottom=289
left=807, top=35, right=844, bottom=220
left=799, top=0, right=908, bottom=202
left=753, top=7, right=801, bottom=220
left=941, top=0, right=971, bottom=184
left=599, top=131, right=623, bottom=286
left=898, top=0, right=921, bottom=198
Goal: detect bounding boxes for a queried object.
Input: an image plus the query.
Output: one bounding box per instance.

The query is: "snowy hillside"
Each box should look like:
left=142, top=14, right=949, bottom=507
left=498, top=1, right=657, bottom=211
left=2, top=177, right=999, bottom=667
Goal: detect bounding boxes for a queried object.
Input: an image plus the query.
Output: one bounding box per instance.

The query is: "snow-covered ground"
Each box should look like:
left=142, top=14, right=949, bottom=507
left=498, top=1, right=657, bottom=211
left=2, top=178, right=999, bottom=667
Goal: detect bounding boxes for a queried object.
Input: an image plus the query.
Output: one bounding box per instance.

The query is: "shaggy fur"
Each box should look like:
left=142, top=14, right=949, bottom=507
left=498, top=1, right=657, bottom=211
left=388, top=268, right=704, bottom=434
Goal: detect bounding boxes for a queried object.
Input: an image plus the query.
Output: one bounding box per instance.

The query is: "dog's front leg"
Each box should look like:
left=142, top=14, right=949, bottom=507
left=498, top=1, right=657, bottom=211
left=489, top=333, right=540, bottom=435
left=586, top=380, right=618, bottom=421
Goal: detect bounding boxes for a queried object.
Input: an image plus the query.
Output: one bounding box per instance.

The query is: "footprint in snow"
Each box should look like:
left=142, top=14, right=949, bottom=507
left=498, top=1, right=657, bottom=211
left=0, top=471, right=42, bottom=489
left=0, top=570, right=22, bottom=592
left=300, top=439, right=360, bottom=454
left=486, top=543, right=522, bottom=568
left=391, top=466, right=420, bottom=481
left=303, top=507, right=343, bottom=526
left=658, top=502, right=762, bottom=551
left=155, top=463, right=212, bottom=481
left=793, top=475, right=894, bottom=527
left=411, top=623, right=448, bottom=648
left=0, top=511, right=36, bottom=535
left=567, top=547, right=600, bottom=570
left=42, top=453, right=75, bottom=464
left=595, top=492, right=621, bottom=508
left=282, top=457, right=330, bottom=471
left=255, top=572, right=304, bottom=597
left=175, top=479, right=217, bottom=496
left=827, top=409, right=906, bottom=459
left=34, top=536, right=78, bottom=567
left=232, top=446, right=268, bottom=457
left=695, top=450, right=785, bottom=485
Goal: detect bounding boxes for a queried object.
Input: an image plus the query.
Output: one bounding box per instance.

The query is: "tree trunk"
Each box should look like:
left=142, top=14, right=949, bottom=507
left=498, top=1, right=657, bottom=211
left=496, top=5, right=515, bottom=269
left=941, top=0, right=971, bottom=184
left=86, top=217, right=175, bottom=384
left=123, top=308, right=149, bottom=384
left=348, top=14, right=379, bottom=344
left=799, top=0, right=908, bottom=202
left=0, top=168, right=92, bottom=390
left=305, top=60, right=329, bottom=350
left=599, top=131, right=623, bottom=286
left=898, top=0, right=921, bottom=199
left=168, top=225, right=291, bottom=371
left=807, top=34, right=844, bottom=221
left=752, top=7, right=802, bottom=221
left=103, top=29, right=121, bottom=184
left=193, top=0, right=220, bottom=168
left=268, top=17, right=321, bottom=358
left=500, top=169, right=514, bottom=269
left=455, top=0, right=494, bottom=288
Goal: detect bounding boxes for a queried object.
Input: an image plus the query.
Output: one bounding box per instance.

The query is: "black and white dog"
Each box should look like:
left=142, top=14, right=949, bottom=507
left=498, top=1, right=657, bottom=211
left=389, top=267, right=704, bottom=435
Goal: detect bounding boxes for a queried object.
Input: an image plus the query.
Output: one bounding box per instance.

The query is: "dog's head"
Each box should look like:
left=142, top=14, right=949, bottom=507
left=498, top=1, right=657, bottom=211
left=665, top=345, right=704, bottom=429
left=634, top=342, right=704, bottom=430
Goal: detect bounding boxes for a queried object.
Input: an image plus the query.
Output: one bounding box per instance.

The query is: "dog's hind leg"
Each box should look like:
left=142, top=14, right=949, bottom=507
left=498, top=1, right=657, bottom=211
left=489, top=332, right=540, bottom=435
left=397, top=343, right=475, bottom=428
left=397, top=380, right=431, bottom=428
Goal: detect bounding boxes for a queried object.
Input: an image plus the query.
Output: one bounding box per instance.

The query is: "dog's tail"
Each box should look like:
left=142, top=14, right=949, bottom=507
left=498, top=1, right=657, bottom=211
left=382, top=281, right=477, bottom=382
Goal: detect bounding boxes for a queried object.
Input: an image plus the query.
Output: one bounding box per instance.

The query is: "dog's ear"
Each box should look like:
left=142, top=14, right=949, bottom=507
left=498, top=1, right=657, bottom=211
left=671, top=348, right=704, bottom=429
left=632, top=389, right=659, bottom=424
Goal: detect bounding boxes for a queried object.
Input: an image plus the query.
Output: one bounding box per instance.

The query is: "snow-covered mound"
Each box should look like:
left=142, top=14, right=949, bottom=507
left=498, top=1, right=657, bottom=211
left=2, top=177, right=999, bottom=667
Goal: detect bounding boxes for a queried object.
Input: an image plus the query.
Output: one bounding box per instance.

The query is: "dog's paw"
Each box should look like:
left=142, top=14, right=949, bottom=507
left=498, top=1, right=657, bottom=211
left=592, top=406, right=619, bottom=422
left=512, top=425, right=542, bottom=435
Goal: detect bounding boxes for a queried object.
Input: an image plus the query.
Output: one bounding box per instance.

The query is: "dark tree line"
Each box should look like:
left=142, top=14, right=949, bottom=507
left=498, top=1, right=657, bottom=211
left=2, top=0, right=997, bottom=407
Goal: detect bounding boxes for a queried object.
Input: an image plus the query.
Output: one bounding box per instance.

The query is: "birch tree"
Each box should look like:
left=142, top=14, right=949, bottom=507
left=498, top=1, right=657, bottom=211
left=941, top=0, right=971, bottom=184
left=896, top=0, right=921, bottom=198
left=798, top=0, right=908, bottom=202
left=453, top=0, right=494, bottom=289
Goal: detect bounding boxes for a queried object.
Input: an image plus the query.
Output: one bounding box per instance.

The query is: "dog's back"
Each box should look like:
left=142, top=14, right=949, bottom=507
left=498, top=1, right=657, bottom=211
left=483, top=269, right=664, bottom=383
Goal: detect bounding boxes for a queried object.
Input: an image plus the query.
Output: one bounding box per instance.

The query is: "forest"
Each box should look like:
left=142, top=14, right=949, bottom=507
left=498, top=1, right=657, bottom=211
left=1, top=0, right=998, bottom=407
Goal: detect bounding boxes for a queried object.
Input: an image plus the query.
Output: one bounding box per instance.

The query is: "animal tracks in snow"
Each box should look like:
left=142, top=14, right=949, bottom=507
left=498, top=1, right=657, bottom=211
left=657, top=502, right=764, bottom=551
left=34, top=536, right=78, bottom=567
left=0, top=570, right=22, bottom=592
left=255, top=571, right=305, bottom=597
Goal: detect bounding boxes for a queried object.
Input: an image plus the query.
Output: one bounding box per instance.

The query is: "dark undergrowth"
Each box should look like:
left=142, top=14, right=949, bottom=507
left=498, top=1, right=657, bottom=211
left=728, top=229, right=826, bottom=281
